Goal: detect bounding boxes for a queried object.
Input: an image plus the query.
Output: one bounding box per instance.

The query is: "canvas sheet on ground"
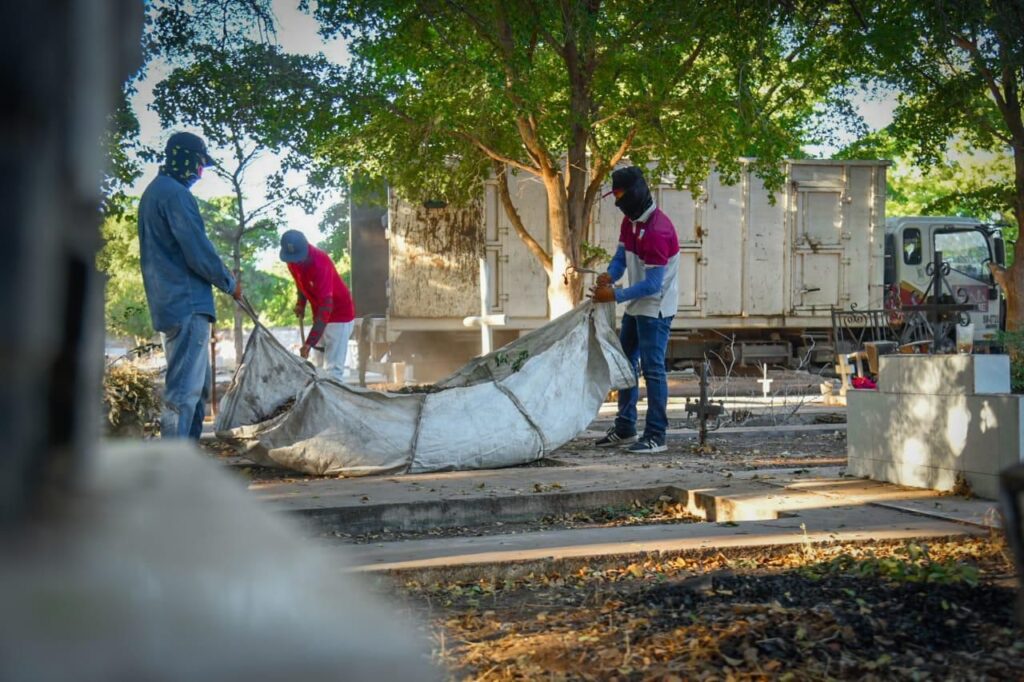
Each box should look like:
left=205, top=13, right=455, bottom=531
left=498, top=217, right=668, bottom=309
left=214, top=302, right=636, bottom=476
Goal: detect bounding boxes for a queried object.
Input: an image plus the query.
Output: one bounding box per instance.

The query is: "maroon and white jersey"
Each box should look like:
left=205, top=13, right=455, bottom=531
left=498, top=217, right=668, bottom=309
left=618, top=206, right=680, bottom=317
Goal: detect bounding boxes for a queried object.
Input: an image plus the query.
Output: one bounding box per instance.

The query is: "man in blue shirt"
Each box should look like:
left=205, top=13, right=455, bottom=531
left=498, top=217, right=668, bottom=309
left=591, top=166, right=680, bottom=453
left=137, top=132, right=242, bottom=439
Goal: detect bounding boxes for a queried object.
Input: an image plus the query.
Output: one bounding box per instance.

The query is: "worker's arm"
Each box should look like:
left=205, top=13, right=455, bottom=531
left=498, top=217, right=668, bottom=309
left=606, top=244, right=627, bottom=283
left=165, top=191, right=236, bottom=294
left=614, top=266, right=665, bottom=303
left=304, top=297, right=334, bottom=348
left=303, top=259, right=335, bottom=348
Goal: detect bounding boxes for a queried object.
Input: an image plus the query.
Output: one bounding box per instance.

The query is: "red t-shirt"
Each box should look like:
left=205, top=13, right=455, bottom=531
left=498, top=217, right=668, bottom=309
left=288, top=245, right=355, bottom=328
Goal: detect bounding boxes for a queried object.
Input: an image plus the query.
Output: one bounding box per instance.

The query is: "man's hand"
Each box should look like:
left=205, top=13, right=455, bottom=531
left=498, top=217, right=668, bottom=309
left=596, top=272, right=613, bottom=288
left=293, top=301, right=306, bottom=319
left=232, top=279, right=243, bottom=301
left=590, top=285, right=616, bottom=303
left=299, top=344, right=311, bottom=359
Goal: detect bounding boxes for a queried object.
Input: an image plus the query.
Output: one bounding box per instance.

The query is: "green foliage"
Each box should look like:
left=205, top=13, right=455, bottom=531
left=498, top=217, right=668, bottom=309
left=152, top=40, right=334, bottom=217
left=305, top=0, right=871, bottom=296
left=149, top=9, right=334, bottom=342
left=198, top=196, right=285, bottom=329
left=243, top=264, right=298, bottom=327
left=841, top=127, right=1016, bottom=250
left=317, top=198, right=351, bottom=263
left=106, top=0, right=277, bottom=218
left=99, top=203, right=155, bottom=341
left=494, top=349, right=530, bottom=373
left=852, top=1, right=1024, bottom=327
left=581, top=241, right=611, bottom=269
left=854, top=1, right=1022, bottom=170
left=201, top=197, right=278, bottom=268
left=102, top=92, right=146, bottom=218
left=996, top=330, right=1024, bottom=393
left=144, top=0, right=277, bottom=61
left=802, top=542, right=980, bottom=586
left=98, top=194, right=300, bottom=341
left=311, top=1, right=868, bottom=199
left=103, top=363, right=161, bottom=437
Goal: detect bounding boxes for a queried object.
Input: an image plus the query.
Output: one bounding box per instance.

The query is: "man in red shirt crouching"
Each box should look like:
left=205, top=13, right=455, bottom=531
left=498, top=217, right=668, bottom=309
left=279, top=230, right=355, bottom=382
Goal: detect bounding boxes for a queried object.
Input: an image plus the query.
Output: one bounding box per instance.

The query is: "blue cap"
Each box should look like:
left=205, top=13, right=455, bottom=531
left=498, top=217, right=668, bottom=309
left=279, top=230, right=309, bottom=263
left=165, top=131, right=216, bottom=167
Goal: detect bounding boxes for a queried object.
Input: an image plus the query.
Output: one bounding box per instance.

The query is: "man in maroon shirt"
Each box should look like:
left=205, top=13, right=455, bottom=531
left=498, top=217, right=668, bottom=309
left=279, top=230, right=356, bottom=382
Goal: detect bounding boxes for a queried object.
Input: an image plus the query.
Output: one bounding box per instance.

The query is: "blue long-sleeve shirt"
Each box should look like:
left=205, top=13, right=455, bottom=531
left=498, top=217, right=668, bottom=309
left=605, top=244, right=666, bottom=303
left=607, top=244, right=627, bottom=282
left=137, top=172, right=236, bottom=332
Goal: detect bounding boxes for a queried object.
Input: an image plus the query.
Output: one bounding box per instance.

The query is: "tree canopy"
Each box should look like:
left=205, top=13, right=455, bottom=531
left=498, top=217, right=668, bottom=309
left=99, top=201, right=153, bottom=342
left=847, top=0, right=1024, bottom=326
left=303, top=0, right=871, bottom=312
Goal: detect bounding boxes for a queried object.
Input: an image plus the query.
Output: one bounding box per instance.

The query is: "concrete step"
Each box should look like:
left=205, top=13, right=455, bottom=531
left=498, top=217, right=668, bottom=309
left=337, top=504, right=982, bottom=578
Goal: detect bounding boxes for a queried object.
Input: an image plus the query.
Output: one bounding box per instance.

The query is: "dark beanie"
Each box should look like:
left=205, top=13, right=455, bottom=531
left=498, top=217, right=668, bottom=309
left=611, top=166, right=653, bottom=221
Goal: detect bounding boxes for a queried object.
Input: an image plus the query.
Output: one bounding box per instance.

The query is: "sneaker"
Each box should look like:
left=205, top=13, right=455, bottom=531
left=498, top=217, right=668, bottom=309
left=627, top=437, right=667, bottom=454
left=595, top=427, right=637, bottom=448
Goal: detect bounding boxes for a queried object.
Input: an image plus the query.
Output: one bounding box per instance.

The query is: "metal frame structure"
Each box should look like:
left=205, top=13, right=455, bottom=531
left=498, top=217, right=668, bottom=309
left=831, top=250, right=976, bottom=364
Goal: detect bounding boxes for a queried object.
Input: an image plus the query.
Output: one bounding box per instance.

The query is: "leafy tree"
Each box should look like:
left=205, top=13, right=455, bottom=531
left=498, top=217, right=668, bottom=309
left=103, top=0, right=277, bottom=218
left=152, top=40, right=332, bottom=358
left=306, top=0, right=866, bottom=316
left=196, top=197, right=278, bottom=355
left=98, top=201, right=155, bottom=343
left=244, top=264, right=299, bottom=327
left=889, top=153, right=1014, bottom=232
left=102, top=93, right=147, bottom=219
left=145, top=0, right=277, bottom=58
left=842, top=129, right=1015, bottom=230
left=314, top=196, right=354, bottom=287
left=317, top=197, right=351, bottom=263
left=850, top=0, right=1024, bottom=328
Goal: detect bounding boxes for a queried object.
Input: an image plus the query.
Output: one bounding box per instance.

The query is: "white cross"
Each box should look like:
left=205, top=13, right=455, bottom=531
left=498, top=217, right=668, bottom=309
left=757, top=363, right=774, bottom=398
left=462, top=256, right=507, bottom=355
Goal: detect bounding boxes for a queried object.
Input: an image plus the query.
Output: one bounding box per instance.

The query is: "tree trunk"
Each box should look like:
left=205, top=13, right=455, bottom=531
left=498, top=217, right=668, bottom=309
left=992, top=143, right=1024, bottom=331
left=539, top=170, right=581, bottom=318
left=232, top=248, right=244, bottom=362
left=998, top=264, right=1024, bottom=332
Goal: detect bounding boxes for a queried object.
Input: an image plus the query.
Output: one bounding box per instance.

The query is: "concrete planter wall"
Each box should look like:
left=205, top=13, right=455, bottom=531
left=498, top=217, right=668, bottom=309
left=847, top=355, right=1022, bottom=499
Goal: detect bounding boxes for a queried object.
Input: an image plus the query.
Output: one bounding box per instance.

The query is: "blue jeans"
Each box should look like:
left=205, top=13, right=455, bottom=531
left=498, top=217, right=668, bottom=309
left=161, top=314, right=212, bottom=439
left=615, top=313, right=673, bottom=444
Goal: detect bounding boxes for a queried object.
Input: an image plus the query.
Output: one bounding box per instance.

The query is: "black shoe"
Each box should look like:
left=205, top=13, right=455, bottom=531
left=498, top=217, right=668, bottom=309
left=595, top=427, right=638, bottom=448
left=627, top=437, right=667, bottom=453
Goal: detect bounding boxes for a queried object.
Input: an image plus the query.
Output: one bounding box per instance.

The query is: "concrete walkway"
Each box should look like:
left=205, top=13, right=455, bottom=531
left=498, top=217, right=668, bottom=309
left=237, top=422, right=999, bottom=576
left=341, top=505, right=979, bottom=576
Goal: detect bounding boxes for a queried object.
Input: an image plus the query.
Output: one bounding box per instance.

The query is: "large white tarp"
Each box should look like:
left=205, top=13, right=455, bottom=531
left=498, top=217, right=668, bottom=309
left=215, top=302, right=635, bottom=476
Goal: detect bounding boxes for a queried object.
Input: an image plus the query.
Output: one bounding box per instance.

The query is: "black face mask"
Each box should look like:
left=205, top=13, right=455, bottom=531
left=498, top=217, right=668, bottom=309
left=161, top=145, right=204, bottom=188
left=612, top=168, right=654, bottom=221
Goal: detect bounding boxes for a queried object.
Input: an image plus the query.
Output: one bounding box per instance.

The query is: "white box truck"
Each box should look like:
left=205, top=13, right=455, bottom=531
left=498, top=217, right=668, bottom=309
left=351, top=159, right=1004, bottom=380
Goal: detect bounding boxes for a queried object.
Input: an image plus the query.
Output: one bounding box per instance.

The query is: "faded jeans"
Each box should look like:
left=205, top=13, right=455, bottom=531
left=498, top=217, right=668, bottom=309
left=161, top=314, right=212, bottom=439
left=614, top=313, right=673, bottom=444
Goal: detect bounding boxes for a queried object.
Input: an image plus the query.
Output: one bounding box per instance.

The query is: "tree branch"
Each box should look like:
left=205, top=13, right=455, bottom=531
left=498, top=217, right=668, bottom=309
left=457, top=130, right=541, bottom=175
left=952, top=33, right=1010, bottom=115
left=495, top=162, right=552, bottom=273
left=584, top=126, right=637, bottom=212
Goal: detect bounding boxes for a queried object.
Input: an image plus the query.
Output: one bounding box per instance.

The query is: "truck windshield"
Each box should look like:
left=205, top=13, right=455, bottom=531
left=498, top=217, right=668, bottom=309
left=934, top=229, right=992, bottom=283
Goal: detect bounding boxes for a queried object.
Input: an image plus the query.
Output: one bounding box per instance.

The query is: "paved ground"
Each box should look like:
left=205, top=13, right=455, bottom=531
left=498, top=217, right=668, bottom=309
left=203, top=408, right=1001, bottom=579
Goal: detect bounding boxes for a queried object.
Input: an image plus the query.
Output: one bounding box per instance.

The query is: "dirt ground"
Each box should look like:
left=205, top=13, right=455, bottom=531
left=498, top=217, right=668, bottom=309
left=202, top=430, right=849, bottom=485
left=553, top=431, right=848, bottom=473
left=391, top=536, right=1023, bottom=680
left=201, top=431, right=1024, bottom=679
left=329, top=498, right=702, bottom=544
